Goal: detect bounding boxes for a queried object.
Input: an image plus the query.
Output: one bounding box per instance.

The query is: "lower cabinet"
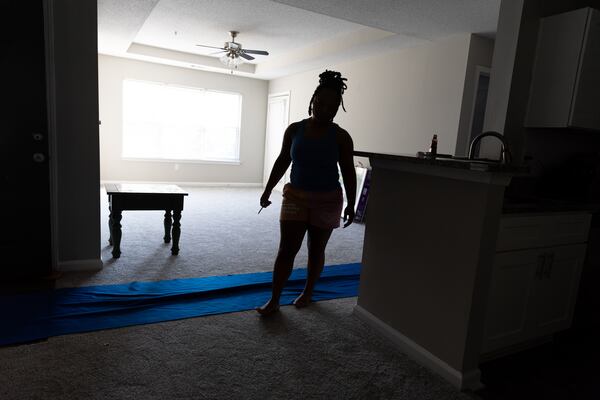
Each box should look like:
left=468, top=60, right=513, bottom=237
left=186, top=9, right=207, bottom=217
left=482, top=212, right=590, bottom=355
left=532, top=244, right=586, bottom=337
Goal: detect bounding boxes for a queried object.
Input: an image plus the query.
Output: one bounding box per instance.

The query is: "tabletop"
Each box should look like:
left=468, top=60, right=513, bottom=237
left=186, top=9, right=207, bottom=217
left=104, top=183, right=188, bottom=196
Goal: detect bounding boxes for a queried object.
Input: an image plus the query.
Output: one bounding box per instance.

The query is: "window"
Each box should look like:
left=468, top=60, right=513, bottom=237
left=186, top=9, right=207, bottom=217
left=122, top=79, right=242, bottom=163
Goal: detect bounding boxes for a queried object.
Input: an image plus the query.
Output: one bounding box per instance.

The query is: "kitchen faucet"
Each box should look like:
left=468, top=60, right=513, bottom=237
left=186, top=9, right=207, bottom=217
left=468, top=131, right=512, bottom=164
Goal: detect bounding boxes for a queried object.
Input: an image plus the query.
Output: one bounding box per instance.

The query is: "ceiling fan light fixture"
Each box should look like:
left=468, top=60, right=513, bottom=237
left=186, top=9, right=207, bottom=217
left=220, top=53, right=244, bottom=69
left=196, top=31, right=266, bottom=72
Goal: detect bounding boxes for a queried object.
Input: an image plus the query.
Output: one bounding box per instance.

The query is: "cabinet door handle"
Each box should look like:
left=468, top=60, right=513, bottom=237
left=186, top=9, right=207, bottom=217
left=536, top=254, right=546, bottom=279
left=544, top=253, right=554, bottom=278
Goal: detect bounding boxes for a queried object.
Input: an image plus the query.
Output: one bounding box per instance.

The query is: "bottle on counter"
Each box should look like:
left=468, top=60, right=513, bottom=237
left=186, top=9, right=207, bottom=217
left=428, top=134, right=438, bottom=157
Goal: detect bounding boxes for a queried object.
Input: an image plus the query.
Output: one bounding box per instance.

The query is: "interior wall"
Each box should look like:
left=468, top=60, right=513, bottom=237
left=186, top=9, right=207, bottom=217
left=268, top=34, right=472, bottom=157
left=482, top=0, right=524, bottom=147
left=98, top=55, right=268, bottom=184
left=51, top=0, right=101, bottom=265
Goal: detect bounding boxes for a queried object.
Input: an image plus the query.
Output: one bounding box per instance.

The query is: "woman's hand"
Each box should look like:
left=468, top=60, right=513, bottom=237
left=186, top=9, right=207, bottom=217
left=260, top=190, right=272, bottom=208
left=343, top=205, right=355, bottom=228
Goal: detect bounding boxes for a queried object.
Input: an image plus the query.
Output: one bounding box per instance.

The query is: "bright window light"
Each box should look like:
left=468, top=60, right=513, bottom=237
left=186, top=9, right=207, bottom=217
left=122, top=79, right=242, bottom=163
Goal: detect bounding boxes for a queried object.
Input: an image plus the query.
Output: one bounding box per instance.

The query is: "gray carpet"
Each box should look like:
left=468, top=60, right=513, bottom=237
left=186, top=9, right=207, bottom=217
left=0, top=298, right=474, bottom=400
left=0, top=187, right=478, bottom=399
left=58, top=186, right=366, bottom=288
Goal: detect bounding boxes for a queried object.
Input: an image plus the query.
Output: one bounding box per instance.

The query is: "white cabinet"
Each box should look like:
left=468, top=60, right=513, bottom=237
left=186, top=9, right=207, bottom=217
left=525, top=7, right=600, bottom=130
left=482, top=213, right=591, bottom=355
left=482, top=248, right=540, bottom=352
left=495, top=212, right=591, bottom=251
left=532, top=244, right=587, bottom=336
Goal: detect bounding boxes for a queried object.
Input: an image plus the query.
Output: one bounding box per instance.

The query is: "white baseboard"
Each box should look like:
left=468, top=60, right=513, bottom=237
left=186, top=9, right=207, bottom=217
left=100, top=180, right=262, bottom=188
left=57, top=258, right=103, bottom=272
left=353, top=305, right=482, bottom=391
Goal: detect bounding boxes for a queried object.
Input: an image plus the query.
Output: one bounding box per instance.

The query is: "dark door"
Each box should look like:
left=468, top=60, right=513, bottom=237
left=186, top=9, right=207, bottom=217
left=0, top=0, right=52, bottom=280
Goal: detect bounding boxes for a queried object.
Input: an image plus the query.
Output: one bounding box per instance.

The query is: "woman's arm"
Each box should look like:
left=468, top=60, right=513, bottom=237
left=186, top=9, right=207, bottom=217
left=260, top=123, right=296, bottom=207
left=338, top=128, right=357, bottom=227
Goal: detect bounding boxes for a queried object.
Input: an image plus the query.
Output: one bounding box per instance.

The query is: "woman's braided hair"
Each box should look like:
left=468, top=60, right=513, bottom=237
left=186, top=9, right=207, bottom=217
left=308, top=69, right=348, bottom=116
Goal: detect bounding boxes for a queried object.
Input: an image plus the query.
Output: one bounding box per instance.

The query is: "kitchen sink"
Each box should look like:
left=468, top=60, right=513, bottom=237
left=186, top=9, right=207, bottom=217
left=431, top=154, right=502, bottom=163
left=451, top=156, right=502, bottom=163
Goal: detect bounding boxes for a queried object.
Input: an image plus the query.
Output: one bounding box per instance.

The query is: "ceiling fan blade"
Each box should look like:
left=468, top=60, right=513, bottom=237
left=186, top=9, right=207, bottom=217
left=239, top=52, right=255, bottom=61
left=209, top=50, right=227, bottom=55
left=243, top=49, right=269, bottom=56
left=195, top=44, right=226, bottom=50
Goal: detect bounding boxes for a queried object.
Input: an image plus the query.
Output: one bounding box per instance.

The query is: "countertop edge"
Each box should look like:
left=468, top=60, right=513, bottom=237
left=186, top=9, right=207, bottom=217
left=354, top=150, right=528, bottom=174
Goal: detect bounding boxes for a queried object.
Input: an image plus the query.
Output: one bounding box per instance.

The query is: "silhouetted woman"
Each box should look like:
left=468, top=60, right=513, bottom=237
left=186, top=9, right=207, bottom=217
left=257, top=70, right=357, bottom=315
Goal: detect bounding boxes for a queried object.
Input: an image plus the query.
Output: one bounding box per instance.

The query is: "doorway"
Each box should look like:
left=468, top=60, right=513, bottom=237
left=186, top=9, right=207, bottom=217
left=263, top=92, right=290, bottom=192
left=465, top=66, right=491, bottom=157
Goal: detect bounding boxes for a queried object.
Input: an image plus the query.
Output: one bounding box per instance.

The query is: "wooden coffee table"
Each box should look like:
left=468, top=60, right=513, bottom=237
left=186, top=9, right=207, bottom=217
left=105, top=183, right=189, bottom=258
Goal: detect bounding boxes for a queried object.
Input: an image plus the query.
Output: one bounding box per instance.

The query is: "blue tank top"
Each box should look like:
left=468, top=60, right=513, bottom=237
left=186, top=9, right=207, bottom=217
left=290, top=119, right=340, bottom=192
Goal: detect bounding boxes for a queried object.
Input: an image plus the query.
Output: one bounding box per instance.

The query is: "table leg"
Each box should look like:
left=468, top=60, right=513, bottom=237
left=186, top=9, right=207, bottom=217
left=111, top=211, right=122, bottom=258
left=171, top=210, right=181, bottom=255
left=164, top=210, right=172, bottom=243
left=108, top=211, right=113, bottom=245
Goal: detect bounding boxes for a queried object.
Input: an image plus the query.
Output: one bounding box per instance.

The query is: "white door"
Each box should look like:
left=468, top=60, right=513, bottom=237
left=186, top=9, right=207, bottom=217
left=263, top=93, right=290, bottom=192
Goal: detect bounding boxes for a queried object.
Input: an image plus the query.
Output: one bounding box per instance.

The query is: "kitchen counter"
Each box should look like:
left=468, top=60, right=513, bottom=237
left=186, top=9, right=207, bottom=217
left=352, top=150, right=520, bottom=391
left=354, top=151, right=528, bottom=173
left=353, top=151, right=597, bottom=214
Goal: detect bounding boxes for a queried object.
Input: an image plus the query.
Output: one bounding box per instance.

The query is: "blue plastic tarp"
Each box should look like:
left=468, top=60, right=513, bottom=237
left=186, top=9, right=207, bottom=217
left=1, top=263, right=361, bottom=346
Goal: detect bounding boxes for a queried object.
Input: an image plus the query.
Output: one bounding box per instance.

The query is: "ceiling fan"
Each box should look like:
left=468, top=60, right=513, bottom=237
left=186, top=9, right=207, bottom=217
left=196, top=31, right=269, bottom=69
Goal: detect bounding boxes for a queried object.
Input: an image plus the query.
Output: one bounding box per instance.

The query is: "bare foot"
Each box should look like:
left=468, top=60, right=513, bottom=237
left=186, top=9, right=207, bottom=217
left=256, top=299, right=280, bottom=316
left=293, top=292, right=312, bottom=308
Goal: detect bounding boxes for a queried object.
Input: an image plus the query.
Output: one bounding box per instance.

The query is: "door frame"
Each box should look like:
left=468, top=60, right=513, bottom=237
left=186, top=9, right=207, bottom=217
left=263, top=92, right=290, bottom=191
left=463, top=65, right=491, bottom=157
left=43, top=0, right=59, bottom=271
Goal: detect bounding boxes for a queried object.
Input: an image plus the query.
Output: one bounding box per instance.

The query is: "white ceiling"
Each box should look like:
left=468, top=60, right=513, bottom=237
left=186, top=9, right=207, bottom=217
left=98, top=0, right=501, bottom=80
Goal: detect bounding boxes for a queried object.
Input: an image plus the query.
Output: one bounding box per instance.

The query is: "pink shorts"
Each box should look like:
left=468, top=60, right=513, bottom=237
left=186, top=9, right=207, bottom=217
left=280, top=183, right=344, bottom=229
